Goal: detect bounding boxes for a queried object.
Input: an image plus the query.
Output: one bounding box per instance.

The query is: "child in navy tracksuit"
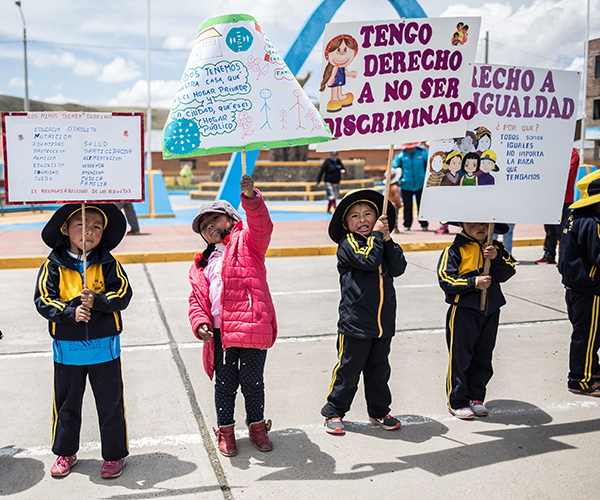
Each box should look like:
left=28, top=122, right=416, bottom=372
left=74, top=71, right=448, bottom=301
left=438, top=222, right=515, bottom=419
left=34, top=203, right=132, bottom=478
left=558, top=170, right=600, bottom=396
left=321, top=189, right=407, bottom=434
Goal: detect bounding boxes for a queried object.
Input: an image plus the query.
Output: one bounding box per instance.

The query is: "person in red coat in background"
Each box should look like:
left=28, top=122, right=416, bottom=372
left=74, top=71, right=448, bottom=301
left=536, top=148, right=580, bottom=264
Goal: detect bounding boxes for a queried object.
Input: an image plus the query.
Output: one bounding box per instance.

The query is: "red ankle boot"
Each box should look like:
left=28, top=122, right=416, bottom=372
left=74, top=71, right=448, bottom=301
left=247, top=419, right=273, bottom=452
left=214, top=424, right=237, bottom=457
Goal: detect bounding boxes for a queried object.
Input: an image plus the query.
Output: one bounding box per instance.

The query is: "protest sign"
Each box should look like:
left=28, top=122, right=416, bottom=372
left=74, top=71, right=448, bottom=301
left=316, top=17, right=480, bottom=152
left=162, top=13, right=331, bottom=160
left=2, top=112, right=144, bottom=204
left=418, top=64, right=580, bottom=225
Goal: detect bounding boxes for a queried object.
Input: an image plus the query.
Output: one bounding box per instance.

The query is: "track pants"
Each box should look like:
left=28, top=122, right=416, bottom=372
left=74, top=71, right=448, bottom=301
left=445, top=306, right=499, bottom=409
left=52, top=357, right=128, bottom=461
left=213, top=329, right=267, bottom=427
left=321, top=334, right=392, bottom=419
left=565, top=290, right=600, bottom=390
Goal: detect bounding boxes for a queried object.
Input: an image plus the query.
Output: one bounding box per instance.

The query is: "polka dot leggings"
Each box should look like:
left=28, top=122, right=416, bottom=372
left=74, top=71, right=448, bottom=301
left=213, top=329, right=267, bottom=427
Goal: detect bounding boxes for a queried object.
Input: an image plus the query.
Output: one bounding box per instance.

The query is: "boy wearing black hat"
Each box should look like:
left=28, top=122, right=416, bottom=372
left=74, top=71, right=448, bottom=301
left=558, top=170, right=600, bottom=396
left=321, top=189, right=407, bottom=434
left=34, top=203, right=132, bottom=478
left=438, top=222, right=516, bottom=419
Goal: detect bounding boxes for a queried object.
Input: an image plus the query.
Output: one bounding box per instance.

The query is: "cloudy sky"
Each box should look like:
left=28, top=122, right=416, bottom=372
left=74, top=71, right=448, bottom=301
left=0, top=0, right=597, bottom=111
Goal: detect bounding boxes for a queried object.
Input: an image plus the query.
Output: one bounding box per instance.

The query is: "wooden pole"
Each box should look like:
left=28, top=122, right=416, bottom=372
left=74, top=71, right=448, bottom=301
left=241, top=148, right=246, bottom=177
left=479, top=222, right=495, bottom=311
left=81, top=203, right=87, bottom=288
left=382, top=144, right=395, bottom=216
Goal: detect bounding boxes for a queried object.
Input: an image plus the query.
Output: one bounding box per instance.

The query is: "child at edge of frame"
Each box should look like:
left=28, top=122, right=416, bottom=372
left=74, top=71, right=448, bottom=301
left=321, top=189, right=407, bottom=435
left=188, top=174, right=277, bottom=457
left=558, top=169, right=600, bottom=396
left=437, top=222, right=516, bottom=419
left=34, top=203, right=132, bottom=478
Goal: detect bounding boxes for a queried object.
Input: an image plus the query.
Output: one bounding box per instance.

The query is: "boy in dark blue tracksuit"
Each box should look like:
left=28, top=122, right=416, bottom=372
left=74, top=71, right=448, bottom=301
left=321, top=189, right=407, bottom=434
left=558, top=170, right=600, bottom=396
left=438, top=222, right=515, bottom=419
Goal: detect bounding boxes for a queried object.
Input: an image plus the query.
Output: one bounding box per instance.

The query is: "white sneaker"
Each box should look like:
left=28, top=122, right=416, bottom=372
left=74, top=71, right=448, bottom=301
left=469, top=400, right=488, bottom=417
left=449, top=406, right=475, bottom=419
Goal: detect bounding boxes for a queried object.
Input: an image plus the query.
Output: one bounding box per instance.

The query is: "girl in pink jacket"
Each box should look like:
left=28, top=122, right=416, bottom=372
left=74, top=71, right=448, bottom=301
left=188, top=175, right=277, bottom=457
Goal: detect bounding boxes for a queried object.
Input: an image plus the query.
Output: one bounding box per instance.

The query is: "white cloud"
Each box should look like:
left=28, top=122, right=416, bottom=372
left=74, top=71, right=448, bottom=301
left=97, top=57, right=143, bottom=83
left=566, top=57, right=584, bottom=72
left=163, top=35, right=190, bottom=50
left=8, top=77, right=24, bottom=88
left=106, top=79, right=179, bottom=108
left=73, top=59, right=103, bottom=77
left=43, top=92, right=80, bottom=105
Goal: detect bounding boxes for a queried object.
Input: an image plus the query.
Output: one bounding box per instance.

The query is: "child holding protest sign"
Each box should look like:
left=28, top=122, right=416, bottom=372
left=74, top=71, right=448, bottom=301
left=321, top=189, right=407, bottom=434
left=34, top=203, right=132, bottom=478
left=558, top=170, right=600, bottom=396
left=188, top=174, right=277, bottom=457
left=438, top=222, right=515, bottom=419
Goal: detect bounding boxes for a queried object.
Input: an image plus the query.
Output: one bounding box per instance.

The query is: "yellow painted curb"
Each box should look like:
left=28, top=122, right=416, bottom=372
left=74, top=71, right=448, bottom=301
left=0, top=238, right=545, bottom=270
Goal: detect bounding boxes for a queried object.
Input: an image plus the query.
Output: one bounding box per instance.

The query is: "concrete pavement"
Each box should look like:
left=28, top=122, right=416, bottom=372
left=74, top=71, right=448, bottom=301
left=2, top=246, right=599, bottom=499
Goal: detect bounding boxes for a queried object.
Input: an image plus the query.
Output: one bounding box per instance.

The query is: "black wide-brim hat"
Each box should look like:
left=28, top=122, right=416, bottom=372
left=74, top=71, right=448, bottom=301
left=42, top=203, right=127, bottom=250
left=329, top=189, right=396, bottom=243
left=446, top=221, right=510, bottom=235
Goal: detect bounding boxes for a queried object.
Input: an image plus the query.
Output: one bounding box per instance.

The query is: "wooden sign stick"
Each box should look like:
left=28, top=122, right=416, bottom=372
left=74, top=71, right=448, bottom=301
left=479, top=222, right=495, bottom=311
left=382, top=144, right=395, bottom=217
left=241, top=148, right=247, bottom=177
left=81, top=203, right=88, bottom=288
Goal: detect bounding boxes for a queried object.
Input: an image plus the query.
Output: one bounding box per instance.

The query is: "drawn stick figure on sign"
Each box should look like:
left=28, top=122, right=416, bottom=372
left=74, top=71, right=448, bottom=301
left=291, top=89, right=305, bottom=131
left=260, top=88, right=272, bottom=130
left=279, top=109, right=288, bottom=130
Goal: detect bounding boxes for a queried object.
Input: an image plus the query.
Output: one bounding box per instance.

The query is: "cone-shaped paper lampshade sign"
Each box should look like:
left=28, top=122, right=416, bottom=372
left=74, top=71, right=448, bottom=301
left=162, top=13, right=332, bottom=159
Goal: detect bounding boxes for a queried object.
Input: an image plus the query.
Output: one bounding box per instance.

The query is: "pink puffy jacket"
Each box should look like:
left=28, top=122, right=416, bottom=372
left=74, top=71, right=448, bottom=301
left=188, top=191, right=278, bottom=379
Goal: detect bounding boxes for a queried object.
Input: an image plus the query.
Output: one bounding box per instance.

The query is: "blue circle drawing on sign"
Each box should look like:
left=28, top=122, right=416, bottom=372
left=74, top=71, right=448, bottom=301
left=226, top=27, right=253, bottom=52
left=164, top=119, right=201, bottom=155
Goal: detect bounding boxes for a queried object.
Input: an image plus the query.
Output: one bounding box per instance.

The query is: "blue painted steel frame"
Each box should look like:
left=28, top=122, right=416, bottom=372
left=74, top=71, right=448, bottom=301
left=217, top=0, right=427, bottom=206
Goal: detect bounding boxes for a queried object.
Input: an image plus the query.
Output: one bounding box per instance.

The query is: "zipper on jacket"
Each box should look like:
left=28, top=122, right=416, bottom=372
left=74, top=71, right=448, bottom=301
left=377, top=265, right=384, bottom=337
left=246, top=288, right=253, bottom=309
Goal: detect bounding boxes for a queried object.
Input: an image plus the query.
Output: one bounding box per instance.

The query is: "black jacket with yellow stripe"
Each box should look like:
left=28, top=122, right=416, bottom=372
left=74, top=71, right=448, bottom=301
left=337, top=231, right=407, bottom=339
left=438, top=232, right=515, bottom=313
left=559, top=207, right=600, bottom=294
left=34, top=245, right=132, bottom=341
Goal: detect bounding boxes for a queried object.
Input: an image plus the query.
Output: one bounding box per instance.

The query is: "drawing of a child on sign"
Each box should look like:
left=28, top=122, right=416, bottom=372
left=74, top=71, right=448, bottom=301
left=319, top=35, right=358, bottom=113
left=426, top=126, right=501, bottom=188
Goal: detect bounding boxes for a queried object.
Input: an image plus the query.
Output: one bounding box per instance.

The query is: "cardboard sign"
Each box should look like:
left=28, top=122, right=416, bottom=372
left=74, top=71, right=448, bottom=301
left=162, top=13, right=331, bottom=159
left=418, top=64, right=580, bottom=224
left=316, top=17, right=480, bottom=152
left=2, top=112, right=144, bottom=204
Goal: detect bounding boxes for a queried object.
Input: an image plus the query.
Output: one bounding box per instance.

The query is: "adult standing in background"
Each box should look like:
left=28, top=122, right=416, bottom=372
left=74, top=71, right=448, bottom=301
left=393, top=142, right=428, bottom=231
left=536, top=148, right=580, bottom=264
left=115, top=203, right=141, bottom=235
left=316, top=151, right=345, bottom=213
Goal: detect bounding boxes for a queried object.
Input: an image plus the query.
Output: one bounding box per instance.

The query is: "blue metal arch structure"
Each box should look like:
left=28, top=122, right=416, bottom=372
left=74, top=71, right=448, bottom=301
left=217, top=0, right=427, bottom=206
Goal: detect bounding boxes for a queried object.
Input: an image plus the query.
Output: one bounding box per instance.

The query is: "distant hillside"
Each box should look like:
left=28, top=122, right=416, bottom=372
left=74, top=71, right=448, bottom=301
left=0, top=94, right=169, bottom=130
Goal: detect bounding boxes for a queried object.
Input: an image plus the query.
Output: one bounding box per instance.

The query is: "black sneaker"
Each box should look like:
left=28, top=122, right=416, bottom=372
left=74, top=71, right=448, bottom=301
left=324, top=417, right=345, bottom=435
left=568, top=382, right=600, bottom=396
left=370, top=414, right=401, bottom=430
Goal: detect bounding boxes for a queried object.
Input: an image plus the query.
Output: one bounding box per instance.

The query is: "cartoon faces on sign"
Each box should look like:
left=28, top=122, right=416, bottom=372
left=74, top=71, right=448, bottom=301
left=320, top=35, right=359, bottom=113
left=428, top=126, right=500, bottom=188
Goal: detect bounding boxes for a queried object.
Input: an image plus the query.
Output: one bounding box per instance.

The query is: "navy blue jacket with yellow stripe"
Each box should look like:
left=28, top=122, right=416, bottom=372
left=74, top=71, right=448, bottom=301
left=34, top=245, right=132, bottom=341
left=558, top=207, right=600, bottom=294
left=438, top=232, right=515, bottom=314
left=337, top=231, right=407, bottom=339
